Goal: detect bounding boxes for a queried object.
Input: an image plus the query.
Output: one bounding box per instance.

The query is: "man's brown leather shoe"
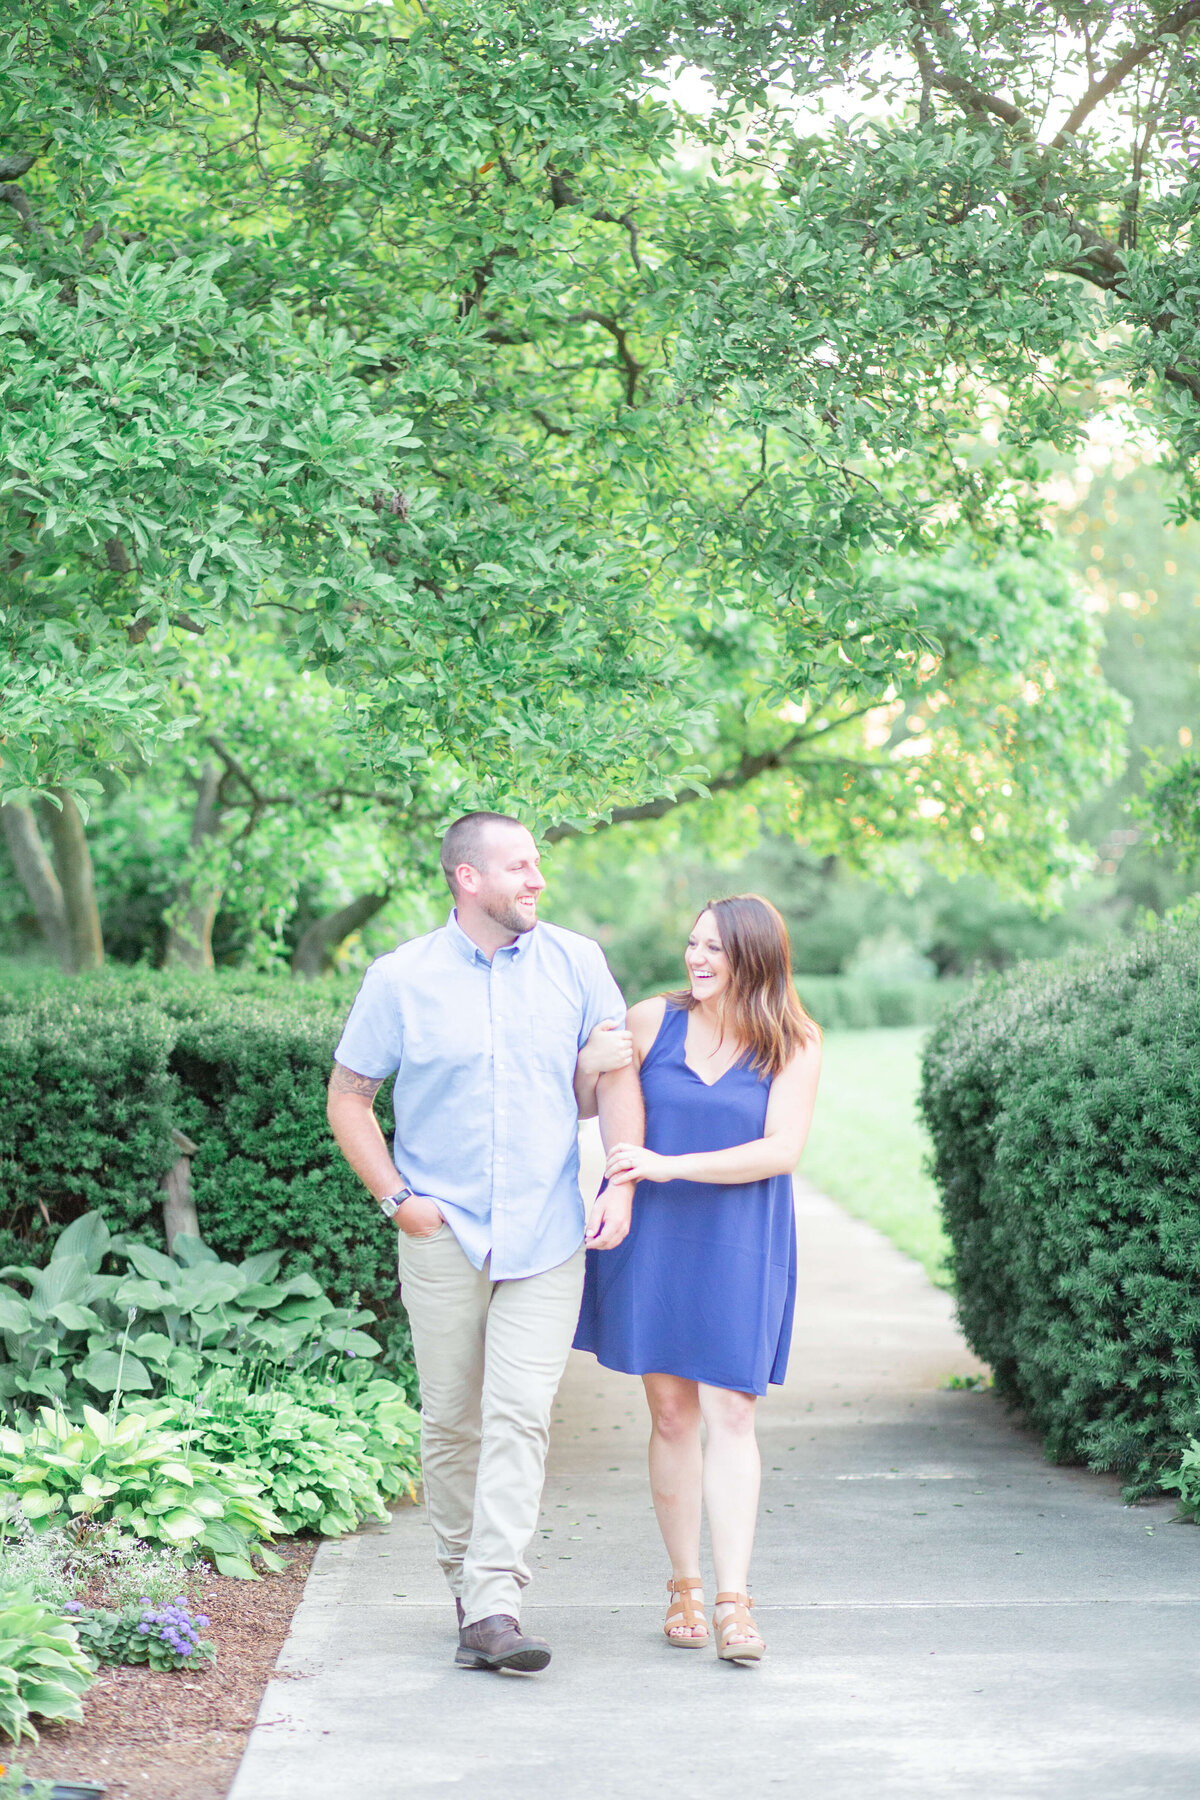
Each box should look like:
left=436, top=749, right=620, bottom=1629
left=455, top=1613, right=551, bottom=1672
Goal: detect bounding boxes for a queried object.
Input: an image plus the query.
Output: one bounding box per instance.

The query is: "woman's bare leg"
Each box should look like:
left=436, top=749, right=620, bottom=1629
left=698, top=1382, right=761, bottom=1646
left=642, top=1372, right=706, bottom=1640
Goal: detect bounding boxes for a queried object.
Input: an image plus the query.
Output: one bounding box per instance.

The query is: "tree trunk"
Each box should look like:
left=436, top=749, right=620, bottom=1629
left=291, top=889, right=392, bottom=979
left=161, top=1128, right=201, bottom=1252
left=0, top=803, right=72, bottom=968
left=41, top=791, right=104, bottom=971
left=164, top=764, right=223, bottom=971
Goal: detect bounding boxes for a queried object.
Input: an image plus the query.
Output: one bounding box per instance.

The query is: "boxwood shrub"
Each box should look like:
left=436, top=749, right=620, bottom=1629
left=0, top=968, right=408, bottom=1363
left=920, top=914, right=1200, bottom=1496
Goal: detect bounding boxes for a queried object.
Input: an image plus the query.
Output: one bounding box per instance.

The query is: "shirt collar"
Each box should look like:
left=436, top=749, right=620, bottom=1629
left=445, top=909, right=537, bottom=966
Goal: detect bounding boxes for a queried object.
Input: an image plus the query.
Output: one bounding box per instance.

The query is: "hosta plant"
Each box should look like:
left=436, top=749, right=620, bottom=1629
left=0, top=1212, right=381, bottom=1419
left=0, top=1587, right=94, bottom=1744
left=0, top=1406, right=283, bottom=1580
left=1160, top=1439, right=1200, bottom=1522
left=281, top=1374, right=421, bottom=1506
left=152, top=1376, right=420, bottom=1537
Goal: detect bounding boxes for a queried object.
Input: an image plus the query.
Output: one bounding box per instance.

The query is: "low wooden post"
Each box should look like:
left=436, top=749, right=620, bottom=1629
left=161, top=1127, right=201, bottom=1253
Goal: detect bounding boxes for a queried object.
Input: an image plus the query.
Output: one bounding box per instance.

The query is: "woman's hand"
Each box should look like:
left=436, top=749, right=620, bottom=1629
left=577, top=1019, right=634, bottom=1078
left=604, top=1143, right=674, bottom=1185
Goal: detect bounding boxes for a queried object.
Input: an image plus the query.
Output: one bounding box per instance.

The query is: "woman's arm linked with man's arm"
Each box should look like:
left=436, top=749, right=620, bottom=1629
left=603, top=1036, right=821, bottom=1189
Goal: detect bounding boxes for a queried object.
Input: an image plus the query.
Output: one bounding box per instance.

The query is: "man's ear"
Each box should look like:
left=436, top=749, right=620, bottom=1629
left=455, top=863, right=482, bottom=896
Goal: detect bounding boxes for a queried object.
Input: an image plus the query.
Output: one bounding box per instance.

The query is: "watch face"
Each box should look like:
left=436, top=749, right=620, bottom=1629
left=381, top=1196, right=401, bottom=1218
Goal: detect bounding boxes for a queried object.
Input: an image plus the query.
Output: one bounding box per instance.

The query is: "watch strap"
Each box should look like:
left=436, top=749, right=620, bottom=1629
left=379, top=1188, right=415, bottom=1218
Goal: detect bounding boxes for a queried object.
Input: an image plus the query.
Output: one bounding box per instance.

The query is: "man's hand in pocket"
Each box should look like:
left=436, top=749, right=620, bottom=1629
left=397, top=1195, right=446, bottom=1237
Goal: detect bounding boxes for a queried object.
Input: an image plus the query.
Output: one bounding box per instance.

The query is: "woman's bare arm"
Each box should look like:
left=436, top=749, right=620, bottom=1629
left=603, top=1034, right=821, bottom=1187
left=573, top=1019, right=634, bottom=1119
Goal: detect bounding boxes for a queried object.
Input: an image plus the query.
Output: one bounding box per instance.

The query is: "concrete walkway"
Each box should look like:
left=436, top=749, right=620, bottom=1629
left=229, top=1181, right=1200, bottom=1800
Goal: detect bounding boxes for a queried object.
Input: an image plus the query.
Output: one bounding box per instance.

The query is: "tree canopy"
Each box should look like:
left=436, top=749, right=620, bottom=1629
left=8, top=0, right=1186, bottom=964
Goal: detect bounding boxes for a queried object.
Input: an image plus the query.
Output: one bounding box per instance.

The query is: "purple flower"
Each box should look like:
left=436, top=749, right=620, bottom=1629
left=137, top=1623, right=150, bottom=1635
left=194, top=1614, right=209, bottom=1627
left=139, top=1596, right=151, bottom=1606
left=63, top=1601, right=82, bottom=1613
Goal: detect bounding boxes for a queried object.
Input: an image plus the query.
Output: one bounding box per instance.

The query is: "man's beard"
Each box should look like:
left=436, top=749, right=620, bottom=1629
left=480, top=893, right=538, bottom=935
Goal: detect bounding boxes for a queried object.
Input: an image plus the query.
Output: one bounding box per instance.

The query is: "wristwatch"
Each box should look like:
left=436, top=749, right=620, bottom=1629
left=378, top=1187, right=415, bottom=1221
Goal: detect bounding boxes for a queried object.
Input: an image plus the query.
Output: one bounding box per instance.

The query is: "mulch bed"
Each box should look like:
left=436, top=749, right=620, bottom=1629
left=19, top=1538, right=320, bottom=1800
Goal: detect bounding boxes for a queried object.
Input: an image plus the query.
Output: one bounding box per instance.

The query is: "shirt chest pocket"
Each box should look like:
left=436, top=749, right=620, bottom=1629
left=522, top=991, right=582, bottom=1077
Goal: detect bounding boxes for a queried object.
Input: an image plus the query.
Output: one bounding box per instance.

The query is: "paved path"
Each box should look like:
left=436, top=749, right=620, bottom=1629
left=229, top=1180, right=1200, bottom=1800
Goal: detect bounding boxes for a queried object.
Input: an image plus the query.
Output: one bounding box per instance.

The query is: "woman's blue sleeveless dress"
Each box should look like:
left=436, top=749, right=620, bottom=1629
left=573, top=1003, right=798, bottom=1396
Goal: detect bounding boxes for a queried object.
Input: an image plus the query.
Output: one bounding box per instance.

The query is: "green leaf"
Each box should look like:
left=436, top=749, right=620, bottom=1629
left=75, top=1351, right=152, bottom=1394
left=212, top=1554, right=259, bottom=1581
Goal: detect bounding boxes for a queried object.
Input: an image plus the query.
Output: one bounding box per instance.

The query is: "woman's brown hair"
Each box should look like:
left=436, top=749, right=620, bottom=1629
left=668, top=894, right=820, bottom=1080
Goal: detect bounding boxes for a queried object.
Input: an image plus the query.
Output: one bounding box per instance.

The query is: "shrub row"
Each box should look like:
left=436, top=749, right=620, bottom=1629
left=0, top=968, right=405, bottom=1345
left=919, top=914, right=1200, bottom=1495
left=794, top=974, right=968, bottom=1032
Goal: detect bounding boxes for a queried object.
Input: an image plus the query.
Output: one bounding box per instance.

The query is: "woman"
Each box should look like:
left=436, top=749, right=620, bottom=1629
left=574, top=894, right=821, bottom=1663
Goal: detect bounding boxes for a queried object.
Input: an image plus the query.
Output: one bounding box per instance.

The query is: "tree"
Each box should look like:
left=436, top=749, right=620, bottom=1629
left=1, top=0, right=1143, bottom=964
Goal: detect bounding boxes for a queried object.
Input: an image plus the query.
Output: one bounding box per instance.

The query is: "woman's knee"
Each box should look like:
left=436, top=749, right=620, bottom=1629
left=702, top=1388, right=757, bottom=1439
left=645, top=1378, right=701, bottom=1442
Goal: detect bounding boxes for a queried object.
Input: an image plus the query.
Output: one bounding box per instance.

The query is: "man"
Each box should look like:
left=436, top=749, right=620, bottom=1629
left=326, top=811, right=642, bottom=1673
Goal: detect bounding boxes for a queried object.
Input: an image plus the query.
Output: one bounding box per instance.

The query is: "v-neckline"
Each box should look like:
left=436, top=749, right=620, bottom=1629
left=681, top=1014, right=743, bottom=1088
left=682, top=1058, right=737, bottom=1089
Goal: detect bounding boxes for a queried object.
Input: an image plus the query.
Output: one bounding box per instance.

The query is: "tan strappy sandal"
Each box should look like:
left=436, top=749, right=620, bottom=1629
left=664, top=1576, right=709, bottom=1648
left=713, top=1591, right=765, bottom=1663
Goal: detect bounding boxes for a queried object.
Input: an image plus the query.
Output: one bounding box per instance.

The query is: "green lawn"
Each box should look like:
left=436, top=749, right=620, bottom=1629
left=799, top=1026, right=952, bottom=1288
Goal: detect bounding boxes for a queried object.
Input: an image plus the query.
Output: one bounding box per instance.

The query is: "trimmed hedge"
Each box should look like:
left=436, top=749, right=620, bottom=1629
left=0, top=968, right=405, bottom=1352
left=920, top=916, right=1200, bottom=1495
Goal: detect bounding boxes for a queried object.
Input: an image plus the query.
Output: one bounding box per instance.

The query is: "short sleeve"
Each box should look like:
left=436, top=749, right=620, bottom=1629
left=576, top=943, right=628, bottom=1048
left=333, top=961, right=405, bottom=1079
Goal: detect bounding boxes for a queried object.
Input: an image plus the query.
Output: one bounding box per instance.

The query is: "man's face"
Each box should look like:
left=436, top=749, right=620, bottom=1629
left=458, top=826, right=546, bottom=934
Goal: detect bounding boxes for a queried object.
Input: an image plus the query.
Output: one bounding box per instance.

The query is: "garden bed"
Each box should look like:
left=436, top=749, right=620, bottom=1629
left=20, top=1535, right=321, bottom=1800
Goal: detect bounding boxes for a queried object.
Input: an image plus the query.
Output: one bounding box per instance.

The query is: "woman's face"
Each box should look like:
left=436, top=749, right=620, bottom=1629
left=685, top=909, right=732, bottom=1006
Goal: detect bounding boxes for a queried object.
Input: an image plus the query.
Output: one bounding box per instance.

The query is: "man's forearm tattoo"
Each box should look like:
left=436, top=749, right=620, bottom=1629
left=329, top=1063, right=385, bottom=1099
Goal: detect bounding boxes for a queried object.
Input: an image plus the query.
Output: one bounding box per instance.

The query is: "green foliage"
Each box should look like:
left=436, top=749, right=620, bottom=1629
left=0, top=1517, right=196, bottom=1616
left=801, top=1026, right=950, bottom=1289
left=0, top=1210, right=380, bottom=1420
left=0, top=0, right=1131, bottom=912
left=0, top=1767, right=52, bottom=1800
left=0, top=1405, right=282, bottom=1580
left=69, top=1596, right=214, bottom=1673
left=0, top=1587, right=93, bottom=1745
left=794, top=976, right=965, bottom=1033
left=0, top=970, right=407, bottom=1346
left=155, top=1374, right=420, bottom=1537
left=0, top=992, right=176, bottom=1256
left=920, top=915, right=1200, bottom=1495
left=1160, top=1438, right=1200, bottom=1522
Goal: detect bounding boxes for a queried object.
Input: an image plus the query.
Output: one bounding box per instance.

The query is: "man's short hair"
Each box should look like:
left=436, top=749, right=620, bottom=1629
left=440, top=812, right=524, bottom=895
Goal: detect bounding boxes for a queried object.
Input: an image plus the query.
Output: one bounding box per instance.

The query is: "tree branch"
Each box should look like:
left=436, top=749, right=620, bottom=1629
left=564, top=309, right=644, bottom=405
left=532, top=407, right=572, bottom=437
left=548, top=170, right=643, bottom=272
left=204, top=735, right=412, bottom=814
left=545, top=709, right=886, bottom=840
left=1051, top=0, right=1200, bottom=147
left=291, top=888, right=393, bottom=978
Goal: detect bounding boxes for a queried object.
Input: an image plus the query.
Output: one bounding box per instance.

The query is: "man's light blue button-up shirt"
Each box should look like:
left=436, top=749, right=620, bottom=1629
left=333, top=911, right=626, bottom=1280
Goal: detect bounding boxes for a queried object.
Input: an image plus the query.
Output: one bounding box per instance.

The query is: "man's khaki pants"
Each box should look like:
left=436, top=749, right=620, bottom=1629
left=397, top=1225, right=585, bottom=1627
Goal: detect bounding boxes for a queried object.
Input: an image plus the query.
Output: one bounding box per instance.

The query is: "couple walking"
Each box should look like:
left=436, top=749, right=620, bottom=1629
left=327, top=812, right=821, bottom=1672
